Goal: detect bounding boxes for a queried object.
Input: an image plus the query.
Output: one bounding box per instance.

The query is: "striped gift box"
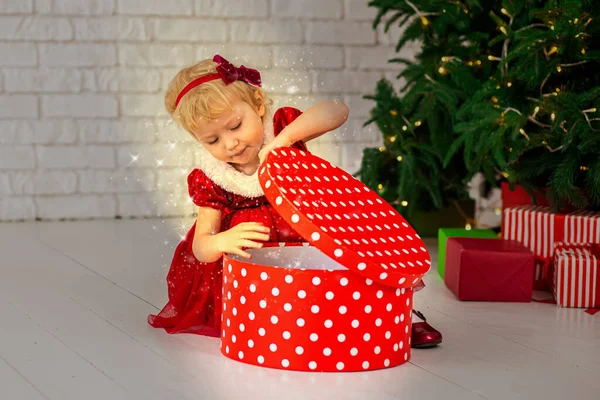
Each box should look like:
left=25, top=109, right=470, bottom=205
left=553, top=243, right=600, bottom=308
left=564, top=211, right=600, bottom=243
left=503, top=206, right=562, bottom=289
left=503, top=206, right=600, bottom=290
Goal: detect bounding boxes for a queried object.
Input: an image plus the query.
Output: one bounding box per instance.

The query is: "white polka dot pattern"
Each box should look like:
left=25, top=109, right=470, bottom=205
left=259, top=149, right=430, bottom=288
left=221, top=242, right=413, bottom=372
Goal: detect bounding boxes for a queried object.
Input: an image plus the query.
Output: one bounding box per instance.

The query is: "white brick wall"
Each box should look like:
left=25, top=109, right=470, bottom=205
left=0, top=0, right=439, bottom=222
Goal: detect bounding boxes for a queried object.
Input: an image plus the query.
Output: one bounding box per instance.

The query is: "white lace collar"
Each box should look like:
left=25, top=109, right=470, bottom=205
left=194, top=109, right=275, bottom=198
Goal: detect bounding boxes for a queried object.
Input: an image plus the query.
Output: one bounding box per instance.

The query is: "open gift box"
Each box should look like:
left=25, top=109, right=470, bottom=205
left=221, top=148, right=431, bottom=372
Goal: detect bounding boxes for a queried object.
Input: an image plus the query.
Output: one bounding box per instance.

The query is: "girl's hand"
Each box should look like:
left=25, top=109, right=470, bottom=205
left=215, top=222, right=271, bottom=259
left=258, top=135, right=293, bottom=165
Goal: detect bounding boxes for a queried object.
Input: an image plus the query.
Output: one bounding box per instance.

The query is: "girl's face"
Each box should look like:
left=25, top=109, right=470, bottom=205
left=192, top=97, right=266, bottom=170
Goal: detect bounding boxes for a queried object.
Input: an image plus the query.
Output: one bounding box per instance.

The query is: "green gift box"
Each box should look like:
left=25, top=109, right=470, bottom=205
left=437, top=228, right=498, bottom=278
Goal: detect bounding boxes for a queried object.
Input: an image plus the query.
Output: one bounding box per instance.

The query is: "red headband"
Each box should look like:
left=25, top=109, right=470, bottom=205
left=175, top=54, right=262, bottom=108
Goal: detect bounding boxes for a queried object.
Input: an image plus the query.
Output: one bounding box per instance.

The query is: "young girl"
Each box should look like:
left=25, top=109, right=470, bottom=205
left=148, top=54, right=442, bottom=348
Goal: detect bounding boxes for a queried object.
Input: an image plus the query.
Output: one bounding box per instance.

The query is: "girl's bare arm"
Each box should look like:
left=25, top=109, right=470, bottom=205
left=192, top=207, right=271, bottom=262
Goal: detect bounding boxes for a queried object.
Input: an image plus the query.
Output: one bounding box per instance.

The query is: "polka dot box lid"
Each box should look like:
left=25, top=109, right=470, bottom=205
left=258, top=148, right=431, bottom=289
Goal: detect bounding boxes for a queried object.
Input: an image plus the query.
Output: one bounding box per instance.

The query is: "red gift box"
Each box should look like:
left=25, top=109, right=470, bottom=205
left=549, top=243, right=600, bottom=308
left=502, top=206, right=600, bottom=290
left=444, top=238, right=534, bottom=301
left=501, top=181, right=549, bottom=210
left=221, top=148, right=431, bottom=372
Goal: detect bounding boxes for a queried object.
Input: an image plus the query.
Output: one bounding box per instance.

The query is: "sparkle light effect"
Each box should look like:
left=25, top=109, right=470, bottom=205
left=128, top=153, right=140, bottom=165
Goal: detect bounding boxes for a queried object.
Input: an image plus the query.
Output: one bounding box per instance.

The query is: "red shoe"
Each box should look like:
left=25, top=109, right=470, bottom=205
left=411, top=310, right=442, bottom=348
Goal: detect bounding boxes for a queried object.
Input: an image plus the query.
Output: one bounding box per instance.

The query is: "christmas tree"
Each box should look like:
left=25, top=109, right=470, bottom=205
left=448, top=0, right=600, bottom=210
left=357, top=0, right=600, bottom=217
left=355, top=0, right=500, bottom=221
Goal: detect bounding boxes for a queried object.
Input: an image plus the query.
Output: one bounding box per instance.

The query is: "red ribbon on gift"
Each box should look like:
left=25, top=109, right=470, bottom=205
left=584, top=243, right=600, bottom=315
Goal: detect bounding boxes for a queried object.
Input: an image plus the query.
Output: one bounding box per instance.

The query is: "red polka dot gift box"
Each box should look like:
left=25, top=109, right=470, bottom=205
left=221, top=148, right=431, bottom=372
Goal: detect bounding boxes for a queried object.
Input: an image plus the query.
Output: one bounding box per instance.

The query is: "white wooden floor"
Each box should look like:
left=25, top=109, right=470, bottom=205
left=1, top=218, right=598, bottom=400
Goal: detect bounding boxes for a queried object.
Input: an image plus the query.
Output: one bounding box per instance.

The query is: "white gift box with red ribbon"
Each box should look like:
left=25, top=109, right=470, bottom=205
left=221, top=149, right=431, bottom=372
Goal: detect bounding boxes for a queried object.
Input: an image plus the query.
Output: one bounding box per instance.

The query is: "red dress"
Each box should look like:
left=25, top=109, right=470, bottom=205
left=148, top=107, right=309, bottom=336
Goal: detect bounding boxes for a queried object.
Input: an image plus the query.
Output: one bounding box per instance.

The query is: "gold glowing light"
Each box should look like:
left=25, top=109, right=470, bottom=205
left=421, top=17, right=429, bottom=26
left=401, top=201, right=408, bottom=207
left=402, top=125, right=408, bottom=131
left=379, top=146, right=386, bottom=152
left=389, top=136, right=397, bottom=142
left=415, top=120, right=422, bottom=127
left=551, top=112, right=556, bottom=121
left=378, top=184, right=384, bottom=190
left=465, top=223, right=472, bottom=230
left=438, top=66, right=446, bottom=74
left=397, top=155, right=403, bottom=162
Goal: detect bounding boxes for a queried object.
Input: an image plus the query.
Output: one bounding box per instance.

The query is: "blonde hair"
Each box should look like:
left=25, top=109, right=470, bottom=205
left=164, top=58, right=273, bottom=137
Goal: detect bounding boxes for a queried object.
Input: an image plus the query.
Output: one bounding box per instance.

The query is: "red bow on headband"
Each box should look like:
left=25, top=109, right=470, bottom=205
left=175, top=54, right=262, bottom=108
left=213, top=55, right=262, bottom=87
